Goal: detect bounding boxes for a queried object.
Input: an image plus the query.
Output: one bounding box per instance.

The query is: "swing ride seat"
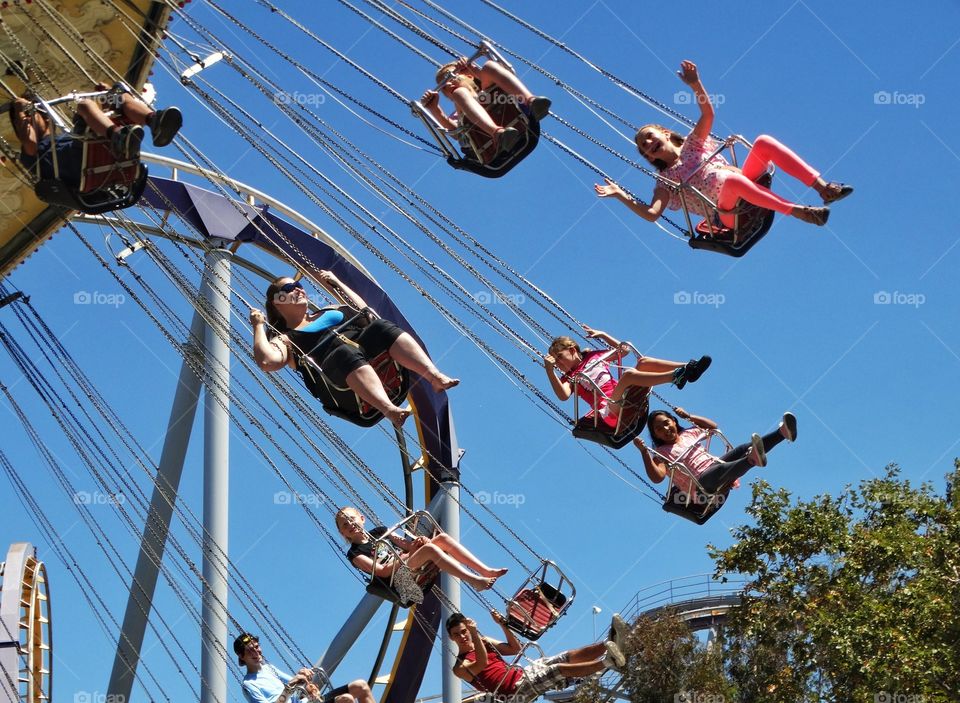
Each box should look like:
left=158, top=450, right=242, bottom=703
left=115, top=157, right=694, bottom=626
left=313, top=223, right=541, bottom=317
left=504, top=560, right=575, bottom=641
left=297, top=306, right=412, bottom=428
left=688, top=171, right=776, bottom=258
left=365, top=511, right=441, bottom=608
left=447, top=86, right=541, bottom=178
left=654, top=429, right=734, bottom=524
left=26, top=88, right=149, bottom=215
left=366, top=563, right=439, bottom=608
left=319, top=351, right=411, bottom=428
left=661, top=484, right=730, bottom=525
left=33, top=142, right=148, bottom=215
left=571, top=385, right=650, bottom=450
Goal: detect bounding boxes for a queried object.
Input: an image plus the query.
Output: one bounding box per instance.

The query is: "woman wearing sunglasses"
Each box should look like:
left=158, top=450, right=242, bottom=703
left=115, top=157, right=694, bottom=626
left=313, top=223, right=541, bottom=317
left=250, top=271, right=458, bottom=427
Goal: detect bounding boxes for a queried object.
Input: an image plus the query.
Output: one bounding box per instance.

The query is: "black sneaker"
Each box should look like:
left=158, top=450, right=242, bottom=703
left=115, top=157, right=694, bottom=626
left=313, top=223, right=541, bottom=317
left=149, top=107, right=182, bottom=147
left=674, top=355, right=711, bottom=389
left=110, top=125, right=143, bottom=160
left=528, top=96, right=552, bottom=121
left=685, top=355, right=712, bottom=383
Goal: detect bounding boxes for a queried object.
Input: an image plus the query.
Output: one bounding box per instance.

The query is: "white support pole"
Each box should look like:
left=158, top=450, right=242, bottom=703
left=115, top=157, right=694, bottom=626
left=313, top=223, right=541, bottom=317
left=200, top=242, right=231, bottom=703
left=439, top=480, right=462, bottom=703
left=108, top=310, right=205, bottom=700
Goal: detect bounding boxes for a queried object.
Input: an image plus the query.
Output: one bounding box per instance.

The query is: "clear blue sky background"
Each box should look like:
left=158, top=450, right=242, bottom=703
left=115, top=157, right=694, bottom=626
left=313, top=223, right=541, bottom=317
left=2, top=1, right=960, bottom=701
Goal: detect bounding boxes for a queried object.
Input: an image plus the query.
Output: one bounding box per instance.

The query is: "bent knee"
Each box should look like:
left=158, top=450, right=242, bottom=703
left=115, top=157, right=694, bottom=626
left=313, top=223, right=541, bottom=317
left=348, top=679, right=371, bottom=694
left=752, top=134, right=778, bottom=150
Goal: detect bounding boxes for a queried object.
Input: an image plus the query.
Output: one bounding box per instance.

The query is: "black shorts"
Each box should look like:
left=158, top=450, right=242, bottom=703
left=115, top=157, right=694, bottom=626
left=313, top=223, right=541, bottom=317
left=319, top=319, right=405, bottom=387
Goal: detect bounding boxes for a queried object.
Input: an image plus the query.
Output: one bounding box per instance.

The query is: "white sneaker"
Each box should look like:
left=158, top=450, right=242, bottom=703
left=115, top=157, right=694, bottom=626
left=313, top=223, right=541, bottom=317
left=780, top=412, right=798, bottom=442
left=748, top=433, right=767, bottom=467
left=603, top=641, right=626, bottom=670
left=609, top=613, right=629, bottom=650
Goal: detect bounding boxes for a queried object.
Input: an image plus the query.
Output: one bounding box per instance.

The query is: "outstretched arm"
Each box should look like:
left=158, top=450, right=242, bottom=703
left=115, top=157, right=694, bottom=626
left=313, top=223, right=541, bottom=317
left=595, top=179, right=670, bottom=223
left=678, top=60, right=714, bottom=142
left=490, top=609, right=521, bottom=656
left=317, top=270, right=367, bottom=310
left=675, top=406, right=718, bottom=430
left=583, top=324, right=621, bottom=350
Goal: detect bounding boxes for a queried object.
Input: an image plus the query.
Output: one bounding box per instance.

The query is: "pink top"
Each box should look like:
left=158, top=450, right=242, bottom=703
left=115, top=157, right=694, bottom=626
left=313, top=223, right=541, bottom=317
left=661, top=133, right=731, bottom=217
left=563, top=349, right=617, bottom=407
left=656, top=428, right=718, bottom=494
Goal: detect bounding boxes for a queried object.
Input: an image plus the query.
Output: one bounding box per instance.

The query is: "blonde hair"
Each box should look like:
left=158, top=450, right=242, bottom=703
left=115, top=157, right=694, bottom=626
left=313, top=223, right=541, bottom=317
left=635, top=124, right=685, bottom=171
left=548, top=336, right=579, bottom=357
left=334, top=506, right=364, bottom=544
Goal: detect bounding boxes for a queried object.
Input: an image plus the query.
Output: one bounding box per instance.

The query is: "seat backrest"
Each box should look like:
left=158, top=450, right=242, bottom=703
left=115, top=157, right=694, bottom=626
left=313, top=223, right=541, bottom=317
left=689, top=172, right=776, bottom=257
left=570, top=386, right=649, bottom=449
left=449, top=87, right=542, bottom=178
left=307, top=352, right=410, bottom=428
left=506, top=582, right=569, bottom=641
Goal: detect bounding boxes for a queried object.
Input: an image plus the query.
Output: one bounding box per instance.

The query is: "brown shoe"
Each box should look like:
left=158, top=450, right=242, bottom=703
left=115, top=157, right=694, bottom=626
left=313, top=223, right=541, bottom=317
left=818, top=182, right=854, bottom=204
left=792, top=205, right=830, bottom=226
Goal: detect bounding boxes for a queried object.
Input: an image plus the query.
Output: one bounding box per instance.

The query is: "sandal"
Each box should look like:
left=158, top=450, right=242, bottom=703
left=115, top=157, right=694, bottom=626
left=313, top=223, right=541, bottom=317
left=819, top=182, right=854, bottom=204
left=792, top=205, right=830, bottom=226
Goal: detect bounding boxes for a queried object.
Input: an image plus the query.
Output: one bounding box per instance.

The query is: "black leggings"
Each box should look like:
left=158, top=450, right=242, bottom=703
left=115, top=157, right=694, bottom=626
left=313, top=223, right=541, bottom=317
left=698, top=429, right=785, bottom=493
left=319, top=319, right=405, bottom=387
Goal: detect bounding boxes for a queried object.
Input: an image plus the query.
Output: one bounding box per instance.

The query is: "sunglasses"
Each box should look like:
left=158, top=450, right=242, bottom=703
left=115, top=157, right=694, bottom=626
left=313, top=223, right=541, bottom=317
left=278, top=281, right=303, bottom=294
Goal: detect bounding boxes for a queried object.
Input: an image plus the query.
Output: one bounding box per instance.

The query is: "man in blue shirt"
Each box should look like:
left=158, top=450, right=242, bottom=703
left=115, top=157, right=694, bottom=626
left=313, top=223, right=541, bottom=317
left=234, top=632, right=377, bottom=703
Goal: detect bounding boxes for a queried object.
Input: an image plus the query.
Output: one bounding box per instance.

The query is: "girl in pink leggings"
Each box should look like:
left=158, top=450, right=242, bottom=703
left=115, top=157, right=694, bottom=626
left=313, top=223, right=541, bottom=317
left=595, top=60, right=852, bottom=229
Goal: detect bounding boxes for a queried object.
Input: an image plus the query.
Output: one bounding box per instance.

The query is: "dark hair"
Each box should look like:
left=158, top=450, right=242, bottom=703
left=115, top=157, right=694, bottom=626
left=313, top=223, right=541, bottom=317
left=446, top=612, right=468, bottom=633
left=233, top=632, right=258, bottom=665
left=264, top=276, right=291, bottom=338
left=647, top=409, right=683, bottom=445
left=635, top=124, right=685, bottom=171
left=9, top=98, right=43, bottom=141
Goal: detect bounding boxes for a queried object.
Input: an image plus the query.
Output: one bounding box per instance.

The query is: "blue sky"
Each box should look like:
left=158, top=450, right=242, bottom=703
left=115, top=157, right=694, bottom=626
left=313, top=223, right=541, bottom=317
left=2, top=1, right=960, bottom=701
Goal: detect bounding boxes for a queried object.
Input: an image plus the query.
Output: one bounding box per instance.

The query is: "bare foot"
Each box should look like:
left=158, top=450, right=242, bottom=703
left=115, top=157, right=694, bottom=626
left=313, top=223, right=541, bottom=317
left=470, top=576, right=495, bottom=591
left=430, top=374, right=460, bottom=393
left=385, top=407, right=412, bottom=427
left=482, top=567, right=509, bottom=579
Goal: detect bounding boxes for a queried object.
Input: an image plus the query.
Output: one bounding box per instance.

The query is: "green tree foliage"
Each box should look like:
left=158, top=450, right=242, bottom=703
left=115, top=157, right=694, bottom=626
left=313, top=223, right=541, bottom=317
left=710, top=463, right=960, bottom=703
left=574, top=609, right=732, bottom=703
